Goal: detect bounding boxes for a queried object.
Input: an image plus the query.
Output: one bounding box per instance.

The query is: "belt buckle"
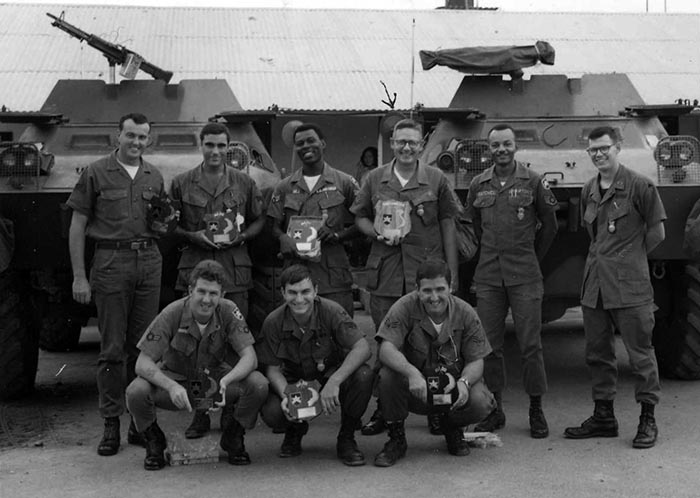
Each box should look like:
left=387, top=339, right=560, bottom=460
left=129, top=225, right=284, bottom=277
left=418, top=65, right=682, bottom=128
left=130, top=241, right=142, bottom=250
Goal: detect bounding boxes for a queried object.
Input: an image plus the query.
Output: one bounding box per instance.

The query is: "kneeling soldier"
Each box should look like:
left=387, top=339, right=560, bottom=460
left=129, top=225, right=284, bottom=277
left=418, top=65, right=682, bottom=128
left=374, top=259, right=495, bottom=467
left=126, top=260, right=268, bottom=470
left=257, top=264, right=374, bottom=466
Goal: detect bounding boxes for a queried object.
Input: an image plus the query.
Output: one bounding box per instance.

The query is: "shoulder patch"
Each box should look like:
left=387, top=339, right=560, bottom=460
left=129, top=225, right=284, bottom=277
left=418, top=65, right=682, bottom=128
left=542, top=178, right=551, bottom=190
left=383, top=318, right=400, bottom=329
left=271, top=193, right=281, bottom=203
left=146, top=332, right=161, bottom=342
left=232, top=307, right=244, bottom=321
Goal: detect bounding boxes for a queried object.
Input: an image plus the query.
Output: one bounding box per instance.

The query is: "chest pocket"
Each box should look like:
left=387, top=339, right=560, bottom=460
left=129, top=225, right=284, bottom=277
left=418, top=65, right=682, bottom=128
left=607, top=199, right=631, bottom=235
left=507, top=188, right=533, bottom=207
left=182, top=192, right=208, bottom=229
left=99, top=188, right=129, bottom=221
left=283, top=194, right=305, bottom=216
left=311, top=332, right=338, bottom=367
left=473, top=190, right=496, bottom=209
left=223, top=190, right=244, bottom=214
left=409, top=190, right=439, bottom=226
left=318, top=190, right=347, bottom=228
left=170, top=332, right=197, bottom=359
left=406, top=327, right=430, bottom=370
left=276, top=332, right=300, bottom=364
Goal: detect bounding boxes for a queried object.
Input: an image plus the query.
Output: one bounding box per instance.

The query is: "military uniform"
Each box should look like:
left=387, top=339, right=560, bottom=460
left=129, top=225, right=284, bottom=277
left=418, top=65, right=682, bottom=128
left=170, top=164, right=264, bottom=318
left=465, top=161, right=558, bottom=396
left=67, top=151, right=164, bottom=419
left=126, top=296, right=268, bottom=431
left=376, top=292, right=495, bottom=426
left=580, top=164, right=666, bottom=404
left=256, top=296, right=374, bottom=429
left=268, top=164, right=358, bottom=315
left=350, top=160, right=460, bottom=327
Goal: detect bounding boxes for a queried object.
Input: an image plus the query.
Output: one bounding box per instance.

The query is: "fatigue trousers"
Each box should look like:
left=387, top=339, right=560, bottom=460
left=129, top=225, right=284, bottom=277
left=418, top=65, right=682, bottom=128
left=377, top=366, right=495, bottom=425
left=582, top=302, right=660, bottom=405
left=126, top=370, right=269, bottom=432
left=260, top=364, right=374, bottom=430
left=91, top=245, right=162, bottom=418
left=476, top=281, right=548, bottom=396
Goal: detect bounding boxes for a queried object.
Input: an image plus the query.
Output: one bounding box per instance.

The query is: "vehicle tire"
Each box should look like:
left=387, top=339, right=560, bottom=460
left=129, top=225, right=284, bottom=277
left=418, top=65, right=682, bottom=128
left=37, top=294, right=90, bottom=352
left=0, top=270, right=39, bottom=400
left=652, top=262, right=700, bottom=380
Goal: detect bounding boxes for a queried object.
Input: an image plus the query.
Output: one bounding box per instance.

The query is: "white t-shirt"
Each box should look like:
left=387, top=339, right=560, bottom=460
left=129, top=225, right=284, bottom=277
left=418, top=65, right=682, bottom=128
left=117, top=158, right=140, bottom=180
left=393, top=169, right=411, bottom=187
left=304, top=175, right=321, bottom=191
left=428, top=317, right=443, bottom=334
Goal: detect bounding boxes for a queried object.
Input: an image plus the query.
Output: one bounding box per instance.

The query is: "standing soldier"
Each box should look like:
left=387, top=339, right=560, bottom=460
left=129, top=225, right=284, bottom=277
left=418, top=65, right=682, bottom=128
left=564, top=126, right=665, bottom=448
left=68, top=113, right=165, bottom=456
left=268, top=122, right=359, bottom=316
left=170, top=122, right=265, bottom=439
left=466, top=123, right=558, bottom=438
left=351, top=118, right=460, bottom=435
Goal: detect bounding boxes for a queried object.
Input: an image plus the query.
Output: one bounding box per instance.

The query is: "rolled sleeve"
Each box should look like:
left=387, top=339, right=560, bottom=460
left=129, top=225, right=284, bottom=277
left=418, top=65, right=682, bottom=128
left=641, top=183, right=667, bottom=227
left=266, top=184, right=286, bottom=221
left=66, top=168, right=96, bottom=216
left=437, top=178, right=460, bottom=220
left=349, top=176, right=374, bottom=219
left=375, top=307, right=410, bottom=349
left=459, top=311, right=492, bottom=364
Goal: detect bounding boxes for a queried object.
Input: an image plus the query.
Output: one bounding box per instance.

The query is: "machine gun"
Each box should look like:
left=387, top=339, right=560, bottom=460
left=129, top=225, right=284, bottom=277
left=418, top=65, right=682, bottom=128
left=47, top=12, right=173, bottom=83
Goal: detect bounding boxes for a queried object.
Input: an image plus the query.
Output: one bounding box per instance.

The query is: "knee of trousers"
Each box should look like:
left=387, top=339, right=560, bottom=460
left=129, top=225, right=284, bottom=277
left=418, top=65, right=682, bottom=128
left=260, top=393, right=287, bottom=430
left=344, top=364, right=375, bottom=392
left=463, top=380, right=496, bottom=422
left=126, top=377, right=153, bottom=409
left=231, top=371, right=270, bottom=404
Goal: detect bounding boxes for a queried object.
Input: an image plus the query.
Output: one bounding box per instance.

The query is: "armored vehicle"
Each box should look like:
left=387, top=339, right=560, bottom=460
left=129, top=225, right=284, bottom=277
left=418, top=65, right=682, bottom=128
left=0, top=77, right=279, bottom=399
left=419, top=46, right=700, bottom=380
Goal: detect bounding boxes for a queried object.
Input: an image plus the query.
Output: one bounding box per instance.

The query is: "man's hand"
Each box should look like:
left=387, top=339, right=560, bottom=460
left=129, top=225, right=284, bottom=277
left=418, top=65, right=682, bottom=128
left=317, top=225, right=339, bottom=244
left=408, top=371, right=427, bottom=404
left=319, top=378, right=341, bottom=415
left=377, top=233, right=403, bottom=246
left=168, top=383, right=192, bottom=412
left=450, top=276, right=459, bottom=295
left=280, top=396, right=296, bottom=421
left=191, top=229, right=219, bottom=249
left=214, top=380, right=228, bottom=410
left=278, top=234, right=299, bottom=257
left=450, top=379, right=469, bottom=411
left=72, top=276, right=91, bottom=305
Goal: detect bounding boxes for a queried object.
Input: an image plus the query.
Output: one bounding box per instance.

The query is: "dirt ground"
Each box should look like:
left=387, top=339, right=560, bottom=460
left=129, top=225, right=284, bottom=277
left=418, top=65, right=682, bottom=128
left=1, top=309, right=700, bottom=498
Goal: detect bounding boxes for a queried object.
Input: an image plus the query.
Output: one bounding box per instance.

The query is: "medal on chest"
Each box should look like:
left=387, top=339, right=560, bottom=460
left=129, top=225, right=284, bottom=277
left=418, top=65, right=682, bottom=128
left=608, top=219, right=616, bottom=234
left=517, top=207, right=525, bottom=220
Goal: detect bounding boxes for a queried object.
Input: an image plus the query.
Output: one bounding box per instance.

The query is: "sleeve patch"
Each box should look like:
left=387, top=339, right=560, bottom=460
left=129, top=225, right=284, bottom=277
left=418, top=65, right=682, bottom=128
left=146, top=332, right=161, bottom=342
left=232, top=307, right=244, bottom=321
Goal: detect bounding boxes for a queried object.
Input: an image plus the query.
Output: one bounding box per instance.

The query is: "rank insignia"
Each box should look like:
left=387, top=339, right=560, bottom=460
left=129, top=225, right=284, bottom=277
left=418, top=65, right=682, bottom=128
left=282, top=379, right=322, bottom=421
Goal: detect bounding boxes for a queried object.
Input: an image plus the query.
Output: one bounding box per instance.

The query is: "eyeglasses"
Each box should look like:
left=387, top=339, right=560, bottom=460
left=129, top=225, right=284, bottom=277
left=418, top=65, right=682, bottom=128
left=586, top=144, right=616, bottom=156
left=391, top=139, right=423, bottom=150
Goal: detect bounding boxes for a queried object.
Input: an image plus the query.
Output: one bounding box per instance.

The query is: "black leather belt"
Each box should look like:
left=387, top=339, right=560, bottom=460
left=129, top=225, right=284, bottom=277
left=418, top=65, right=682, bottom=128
left=95, top=239, right=154, bottom=250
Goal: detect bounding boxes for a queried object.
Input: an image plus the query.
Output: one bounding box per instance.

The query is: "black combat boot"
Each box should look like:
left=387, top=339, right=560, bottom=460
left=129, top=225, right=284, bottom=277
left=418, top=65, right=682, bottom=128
left=564, top=399, right=619, bottom=439
left=474, top=391, right=506, bottom=432
left=632, top=402, right=658, bottom=449
left=427, top=412, right=443, bottom=435
left=279, top=421, right=308, bottom=458
left=127, top=418, right=146, bottom=447
left=360, top=402, right=386, bottom=436
left=142, top=420, right=167, bottom=471
left=439, top=414, right=470, bottom=456
left=374, top=421, right=408, bottom=467
left=337, top=416, right=365, bottom=466
left=97, top=416, right=120, bottom=456
left=220, top=409, right=250, bottom=465
left=184, top=410, right=211, bottom=439
left=529, top=395, right=549, bottom=439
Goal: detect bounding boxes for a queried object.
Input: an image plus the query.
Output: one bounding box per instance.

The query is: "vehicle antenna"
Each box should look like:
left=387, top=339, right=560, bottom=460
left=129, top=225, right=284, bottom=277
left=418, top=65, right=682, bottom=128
left=410, top=18, right=416, bottom=118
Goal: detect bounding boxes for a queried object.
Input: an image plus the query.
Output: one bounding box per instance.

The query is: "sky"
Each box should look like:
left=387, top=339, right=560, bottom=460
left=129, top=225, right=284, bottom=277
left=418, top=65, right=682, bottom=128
left=9, top=0, right=700, bottom=12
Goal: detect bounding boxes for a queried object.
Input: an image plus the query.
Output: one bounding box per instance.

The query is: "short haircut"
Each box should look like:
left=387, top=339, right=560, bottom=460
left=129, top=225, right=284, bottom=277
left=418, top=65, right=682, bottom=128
left=199, top=122, right=231, bottom=142
left=392, top=118, right=423, bottom=137
left=487, top=123, right=515, bottom=141
left=118, top=113, right=150, bottom=132
left=280, top=264, right=314, bottom=289
left=189, top=259, right=227, bottom=288
left=588, top=126, right=620, bottom=143
left=415, top=258, right=452, bottom=286
left=293, top=122, right=325, bottom=141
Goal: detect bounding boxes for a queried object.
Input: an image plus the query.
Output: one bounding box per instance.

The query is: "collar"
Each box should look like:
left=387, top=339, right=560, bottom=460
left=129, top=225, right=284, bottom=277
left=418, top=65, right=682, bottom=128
left=107, top=149, right=151, bottom=173
left=589, top=164, right=629, bottom=202
left=281, top=297, right=322, bottom=344
left=177, top=296, right=221, bottom=341
left=379, top=159, right=429, bottom=186
left=289, top=163, right=335, bottom=193
left=190, top=162, right=232, bottom=197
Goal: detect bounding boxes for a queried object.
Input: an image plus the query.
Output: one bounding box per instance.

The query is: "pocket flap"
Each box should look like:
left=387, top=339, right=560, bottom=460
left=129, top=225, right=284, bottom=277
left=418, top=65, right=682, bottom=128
left=101, top=189, right=128, bottom=200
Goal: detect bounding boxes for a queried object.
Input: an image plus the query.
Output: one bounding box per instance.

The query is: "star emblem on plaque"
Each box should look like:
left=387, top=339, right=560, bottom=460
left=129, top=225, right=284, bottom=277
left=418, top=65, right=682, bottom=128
left=282, top=379, right=322, bottom=421
left=425, top=365, right=457, bottom=412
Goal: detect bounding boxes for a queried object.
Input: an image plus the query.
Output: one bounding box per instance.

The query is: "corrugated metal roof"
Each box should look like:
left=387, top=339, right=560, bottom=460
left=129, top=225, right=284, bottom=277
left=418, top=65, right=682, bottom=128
left=0, top=4, right=699, bottom=111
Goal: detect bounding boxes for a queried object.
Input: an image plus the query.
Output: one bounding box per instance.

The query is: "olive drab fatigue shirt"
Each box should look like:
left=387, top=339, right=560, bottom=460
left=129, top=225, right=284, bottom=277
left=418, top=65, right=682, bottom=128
left=376, top=292, right=492, bottom=379
left=580, top=164, right=666, bottom=309
left=466, top=161, right=558, bottom=287
left=350, top=160, right=460, bottom=297
left=66, top=151, right=164, bottom=241
left=170, top=164, right=263, bottom=293
left=137, top=296, right=254, bottom=382
left=267, top=163, right=358, bottom=294
left=255, top=296, right=365, bottom=382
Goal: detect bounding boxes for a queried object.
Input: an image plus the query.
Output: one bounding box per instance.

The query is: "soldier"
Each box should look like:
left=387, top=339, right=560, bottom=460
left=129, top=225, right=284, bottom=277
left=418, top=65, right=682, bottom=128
left=170, top=122, right=265, bottom=439
left=465, top=123, right=558, bottom=438
left=68, top=112, right=165, bottom=456
left=256, top=265, right=374, bottom=466
left=373, top=259, right=495, bottom=467
left=351, top=118, right=460, bottom=436
left=126, top=260, right=268, bottom=470
left=564, top=126, right=665, bottom=449
left=268, top=122, right=359, bottom=316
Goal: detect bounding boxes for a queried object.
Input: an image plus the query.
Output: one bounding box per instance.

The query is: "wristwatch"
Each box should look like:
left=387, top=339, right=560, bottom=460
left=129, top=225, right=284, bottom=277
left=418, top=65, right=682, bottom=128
left=458, top=377, right=470, bottom=390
